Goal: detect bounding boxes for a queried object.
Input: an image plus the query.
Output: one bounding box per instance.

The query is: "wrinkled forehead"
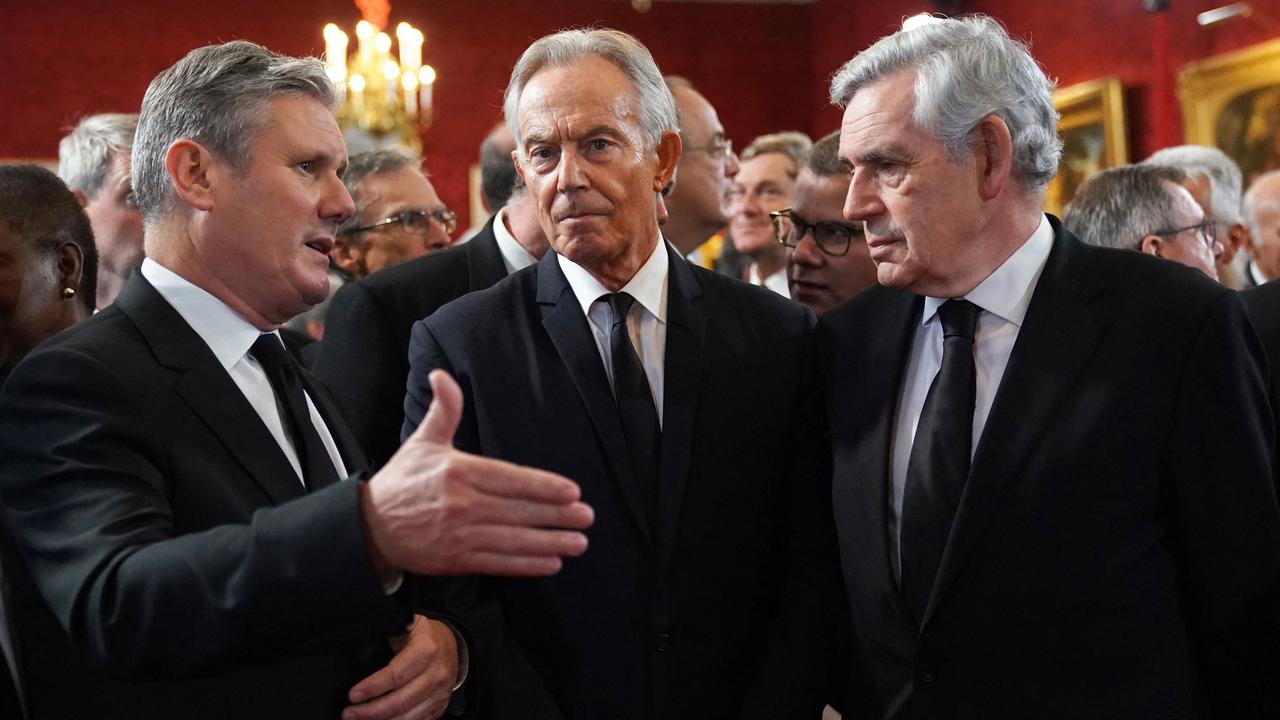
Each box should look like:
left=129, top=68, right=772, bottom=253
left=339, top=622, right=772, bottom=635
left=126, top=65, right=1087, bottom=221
left=516, top=58, right=642, bottom=143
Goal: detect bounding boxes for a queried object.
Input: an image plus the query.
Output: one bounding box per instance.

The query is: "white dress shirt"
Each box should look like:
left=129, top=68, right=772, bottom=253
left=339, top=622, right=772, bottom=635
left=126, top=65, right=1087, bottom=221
left=492, top=206, right=539, bottom=275
left=888, top=215, right=1054, bottom=578
left=558, top=238, right=669, bottom=427
left=141, top=258, right=348, bottom=485
left=1250, top=260, right=1270, bottom=287
left=748, top=263, right=791, bottom=299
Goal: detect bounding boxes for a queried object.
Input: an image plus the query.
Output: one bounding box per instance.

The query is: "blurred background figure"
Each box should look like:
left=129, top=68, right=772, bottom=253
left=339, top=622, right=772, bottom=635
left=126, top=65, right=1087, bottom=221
left=0, top=164, right=98, bottom=381
left=662, top=76, right=739, bottom=261
left=728, top=130, right=811, bottom=297
left=57, top=113, right=140, bottom=310
left=1143, top=145, right=1250, bottom=287
left=1064, top=164, right=1221, bottom=279
left=779, top=130, right=877, bottom=315
left=331, top=149, right=455, bottom=279
left=1244, top=170, right=1280, bottom=288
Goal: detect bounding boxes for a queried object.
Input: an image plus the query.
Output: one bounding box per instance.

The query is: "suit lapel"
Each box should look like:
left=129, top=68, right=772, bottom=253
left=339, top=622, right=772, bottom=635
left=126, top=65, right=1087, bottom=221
left=115, top=274, right=307, bottom=505
left=834, top=289, right=921, bottom=627
left=923, top=223, right=1107, bottom=627
left=536, top=252, right=653, bottom=546
left=465, top=216, right=510, bottom=289
left=654, top=252, right=706, bottom=573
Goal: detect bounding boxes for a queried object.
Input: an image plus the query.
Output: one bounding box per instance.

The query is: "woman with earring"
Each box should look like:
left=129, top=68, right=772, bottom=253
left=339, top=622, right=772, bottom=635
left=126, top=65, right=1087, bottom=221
left=0, top=164, right=98, bottom=384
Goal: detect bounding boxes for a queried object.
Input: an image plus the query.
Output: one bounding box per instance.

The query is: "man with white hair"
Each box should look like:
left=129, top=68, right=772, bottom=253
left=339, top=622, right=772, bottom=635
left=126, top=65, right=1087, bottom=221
left=0, top=40, right=592, bottom=720
left=58, top=113, right=144, bottom=308
left=821, top=15, right=1280, bottom=717
left=1244, top=170, right=1280, bottom=287
left=402, top=27, right=839, bottom=720
left=1143, top=144, right=1251, bottom=287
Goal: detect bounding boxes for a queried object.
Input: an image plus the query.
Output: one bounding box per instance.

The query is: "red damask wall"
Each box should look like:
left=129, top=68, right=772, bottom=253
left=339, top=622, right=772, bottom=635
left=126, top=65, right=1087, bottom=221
left=4, top=1, right=1280, bottom=226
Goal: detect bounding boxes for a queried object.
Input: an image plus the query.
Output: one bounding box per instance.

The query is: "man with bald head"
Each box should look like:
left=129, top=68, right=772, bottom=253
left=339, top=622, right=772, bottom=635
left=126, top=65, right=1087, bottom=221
left=402, top=27, right=838, bottom=720
left=662, top=77, right=739, bottom=256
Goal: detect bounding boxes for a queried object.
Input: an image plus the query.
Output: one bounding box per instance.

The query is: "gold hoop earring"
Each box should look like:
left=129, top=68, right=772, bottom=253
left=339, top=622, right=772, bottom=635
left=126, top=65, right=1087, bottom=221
left=62, top=287, right=76, bottom=299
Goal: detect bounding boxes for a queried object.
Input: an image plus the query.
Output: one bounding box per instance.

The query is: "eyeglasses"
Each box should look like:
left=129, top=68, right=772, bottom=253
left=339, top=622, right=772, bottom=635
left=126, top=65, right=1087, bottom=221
left=684, top=137, right=734, bottom=161
left=1153, top=219, right=1217, bottom=250
left=770, top=208, right=860, bottom=257
left=343, top=207, right=458, bottom=237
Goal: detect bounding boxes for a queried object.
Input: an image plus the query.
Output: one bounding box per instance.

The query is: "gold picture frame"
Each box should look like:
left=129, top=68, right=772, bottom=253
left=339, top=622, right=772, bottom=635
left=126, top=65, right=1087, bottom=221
left=1179, top=38, right=1280, bottom=184
left=1045, top=76, right=1128, bottom=216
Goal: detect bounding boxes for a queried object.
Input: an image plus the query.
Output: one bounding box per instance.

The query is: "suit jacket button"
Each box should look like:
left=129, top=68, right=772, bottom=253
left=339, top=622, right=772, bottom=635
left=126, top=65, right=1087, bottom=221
left=916, top=664, right=937, bottom=684
left=654, top=633, right=670, bottom=652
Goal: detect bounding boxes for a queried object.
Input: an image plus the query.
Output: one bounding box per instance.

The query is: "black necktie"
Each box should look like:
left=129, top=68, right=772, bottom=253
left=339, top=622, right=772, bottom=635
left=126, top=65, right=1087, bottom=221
left=900, top=299, right=980, bottom=623
left=605, top=293, right=661, bottom=523
left=251, top=334, right=341, bottom=490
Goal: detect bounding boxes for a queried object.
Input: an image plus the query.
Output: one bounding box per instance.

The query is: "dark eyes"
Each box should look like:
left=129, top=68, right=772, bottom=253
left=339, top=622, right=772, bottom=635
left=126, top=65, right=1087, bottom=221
left=297, top=160, right=316, bottom=174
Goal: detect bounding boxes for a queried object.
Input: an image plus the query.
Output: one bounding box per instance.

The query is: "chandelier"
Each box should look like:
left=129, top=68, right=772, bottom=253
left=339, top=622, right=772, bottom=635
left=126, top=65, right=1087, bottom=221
left=322, top=2, right=436, bottom=152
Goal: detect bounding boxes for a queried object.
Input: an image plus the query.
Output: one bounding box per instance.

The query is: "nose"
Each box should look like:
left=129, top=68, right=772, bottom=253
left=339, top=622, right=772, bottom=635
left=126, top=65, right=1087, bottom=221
left=325, top=173, right=356, bottom=227
left=843, top=170, right=883, bottom=223
left=791, top=227, right=825, bottom=267
left=724, top=149, right=740, bottom=178
left=556, top=147, right=589, bottom=194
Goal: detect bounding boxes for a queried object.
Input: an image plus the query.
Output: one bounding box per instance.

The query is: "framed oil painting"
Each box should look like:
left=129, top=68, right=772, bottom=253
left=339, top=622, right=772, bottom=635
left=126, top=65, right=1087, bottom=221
left=1045, top=77, right=1129, bottom=216
left=1180, top=38, right=1280, bottom=186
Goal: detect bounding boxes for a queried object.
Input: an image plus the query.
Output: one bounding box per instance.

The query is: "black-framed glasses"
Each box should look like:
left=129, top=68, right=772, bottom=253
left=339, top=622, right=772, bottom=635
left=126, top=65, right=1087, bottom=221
left=343, top=207, right=457, bottom=237
left=1153, top=219, right=1217, bottom=250
left=770, top=208, right=860, bottom=257
left=684, top=137, right=734, bottom=161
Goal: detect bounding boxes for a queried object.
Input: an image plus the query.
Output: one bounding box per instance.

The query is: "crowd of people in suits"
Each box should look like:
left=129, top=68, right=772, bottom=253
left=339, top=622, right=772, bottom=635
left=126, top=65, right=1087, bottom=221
left=2, top=12, right=1280, bottom=720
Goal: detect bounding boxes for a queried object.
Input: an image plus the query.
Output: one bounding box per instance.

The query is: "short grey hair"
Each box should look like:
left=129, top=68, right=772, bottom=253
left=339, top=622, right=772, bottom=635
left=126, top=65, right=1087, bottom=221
left=503, top=28, right=678, bottom=152
left=337, top=149, right=423, bottom=238
left=1143, top=145, right=1244, bottom=225
left=58, top=113, right=139, bottom=198
left=741, top=131, right=813, bottom=176
left=1063, top=164, right=1189, bottom=251
left=828, top=15, right=1061, bottom=192
left=132, top=40, right=335, bottom=223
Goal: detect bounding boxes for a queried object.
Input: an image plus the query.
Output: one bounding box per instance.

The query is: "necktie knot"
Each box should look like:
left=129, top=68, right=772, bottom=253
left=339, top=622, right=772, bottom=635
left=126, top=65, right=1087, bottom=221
left=938, top=299, right=980, bottom=341
left=605, top=292, right=636, bottom=329
left=250, top=333, right=292, bottom=372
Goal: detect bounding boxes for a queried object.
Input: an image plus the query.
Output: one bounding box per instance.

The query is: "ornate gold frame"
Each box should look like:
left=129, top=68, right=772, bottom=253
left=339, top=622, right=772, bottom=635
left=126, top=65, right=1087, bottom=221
left=1178, top=38, right=1280, bottom=181
left=1045, top=77, right=1128, bottom=216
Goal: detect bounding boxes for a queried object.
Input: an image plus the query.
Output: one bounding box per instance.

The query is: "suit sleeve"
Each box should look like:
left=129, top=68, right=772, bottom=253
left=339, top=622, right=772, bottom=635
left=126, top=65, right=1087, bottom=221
left=0, top=345, right=410, bottom=680
left=738, top=309, right=846, bottom=719
left=1166, top=290, right=1280, bottom=715
left=313, top=279, right=406, bottom=470
left=403, top=318, right=568, bottom=719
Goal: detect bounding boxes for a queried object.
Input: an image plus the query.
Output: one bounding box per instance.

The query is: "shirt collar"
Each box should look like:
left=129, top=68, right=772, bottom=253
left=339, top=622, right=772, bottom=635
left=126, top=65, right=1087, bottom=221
left=140, top=257, right=270, bottom=371
left=1251, top=260, right=1270, bottom=287
left=492, top=206, right=538, bottom=274
left=557, top=236, right=669, bottom=323
left=922, top=213, right=1054, bottom=327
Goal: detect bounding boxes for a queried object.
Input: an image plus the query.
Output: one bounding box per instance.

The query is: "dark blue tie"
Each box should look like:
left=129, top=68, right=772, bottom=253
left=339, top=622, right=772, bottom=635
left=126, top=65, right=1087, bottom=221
left=605, top=293, right=661, bottom=524
left=900, top=299, right=980, bottom=624
left=251, top=334, right=341, bottom=490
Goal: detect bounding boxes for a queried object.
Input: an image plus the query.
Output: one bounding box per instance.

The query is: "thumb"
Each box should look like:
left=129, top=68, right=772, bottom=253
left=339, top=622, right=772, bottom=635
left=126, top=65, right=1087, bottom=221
left=412, top=369, right=464, bottom=445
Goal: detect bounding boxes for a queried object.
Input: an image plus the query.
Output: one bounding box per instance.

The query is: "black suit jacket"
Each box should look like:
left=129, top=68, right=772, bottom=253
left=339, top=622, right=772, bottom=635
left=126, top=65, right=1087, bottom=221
left=819, top=219, right=1280, bottom=719
left=313, top=215, right=507, bottom=469
left=1243, top=279, right=1280, bottom=487
left=402, top=248, right=841, bottom=720
left=0, top=274, right=411, bottom=719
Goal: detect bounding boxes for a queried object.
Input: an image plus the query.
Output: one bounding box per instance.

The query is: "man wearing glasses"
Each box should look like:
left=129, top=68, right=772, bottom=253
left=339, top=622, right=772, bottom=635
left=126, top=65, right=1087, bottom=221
left=773, top=130, right=878, bottom=316
left=661, top=77, right=739, bottom=256
left=1064, top=164, right=1222, bottom=279
left=331, top=149, right=456, bottom=279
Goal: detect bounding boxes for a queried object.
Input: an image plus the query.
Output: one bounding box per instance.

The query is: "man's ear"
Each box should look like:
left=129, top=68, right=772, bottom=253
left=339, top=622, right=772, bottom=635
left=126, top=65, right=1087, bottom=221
left=511, top=149, right=526, bottom=186
left=165, top=138, right=219, bottom=212
left=55, top=242, right=85, bottom=294
left=973, top=114, right=1014, bottom=202
left=1139, top=234, right=1164, bottom=258
left=330, top=239, right=364, bottom=277
left=653, top=129, right=682, bottom=192
left=70, top=188, right=89, bottom=208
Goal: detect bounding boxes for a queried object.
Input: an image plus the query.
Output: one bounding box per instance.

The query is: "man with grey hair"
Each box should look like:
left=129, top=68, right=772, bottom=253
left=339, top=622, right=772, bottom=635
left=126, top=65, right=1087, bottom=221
left=1064, top=163, right=1221, bottom=279
left=315, top=119, right=549, bottom=470
left=0, top=40, right=593, bottom=720
left=728, top=131, right=812, bottom=297
left=1144, top=144, right=1251, bottom=287
left=662, top=76, right=739, bottom=256
left=821, top=15, right=1280, bottom=717
left=58, top=112, right=143, bottom=309
left=330, top=149, right=454, bottom=279
left=403, top=27, right=839, bottom=719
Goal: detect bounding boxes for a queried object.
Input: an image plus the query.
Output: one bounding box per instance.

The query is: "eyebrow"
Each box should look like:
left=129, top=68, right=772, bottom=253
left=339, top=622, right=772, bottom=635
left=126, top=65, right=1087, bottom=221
left=853, top=144, right=911, bottom=166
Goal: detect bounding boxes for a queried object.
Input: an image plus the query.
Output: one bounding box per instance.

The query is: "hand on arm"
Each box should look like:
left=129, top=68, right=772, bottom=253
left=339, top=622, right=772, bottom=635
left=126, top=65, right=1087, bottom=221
left=342, top=615, right=458, bottom=720
left=360, top=370, right=594, bottom=578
